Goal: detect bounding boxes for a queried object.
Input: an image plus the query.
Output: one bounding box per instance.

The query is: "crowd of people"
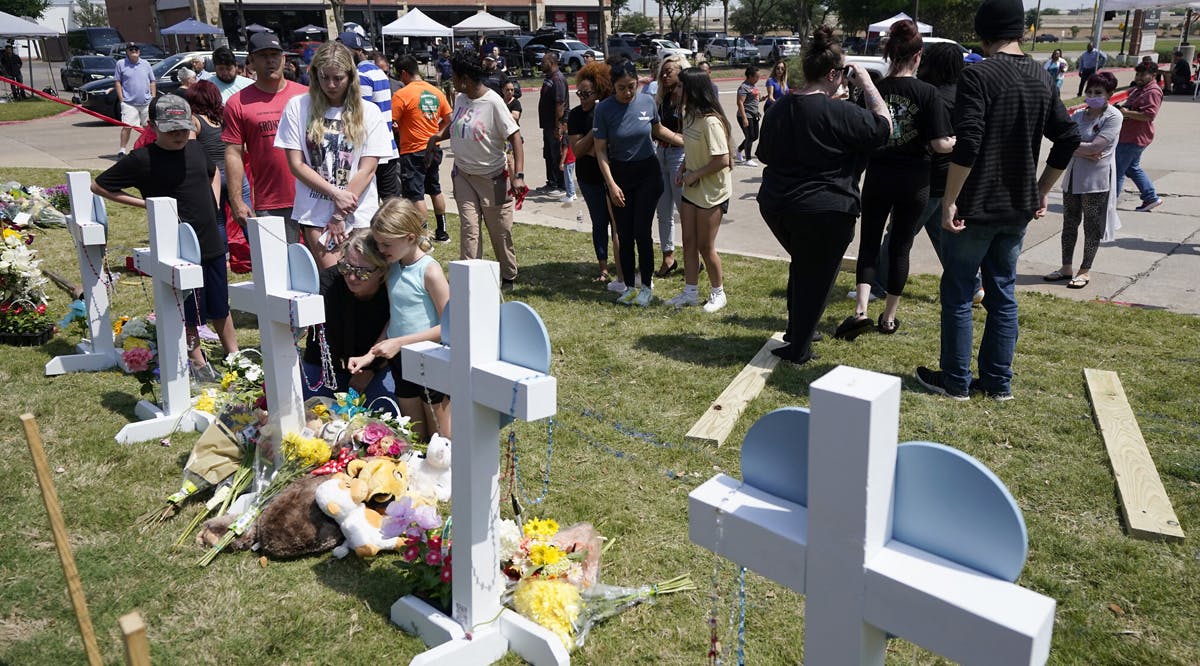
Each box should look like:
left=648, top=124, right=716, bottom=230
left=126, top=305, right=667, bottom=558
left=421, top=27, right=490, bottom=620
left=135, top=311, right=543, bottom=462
left=89, top=0, right=1185, bottom=426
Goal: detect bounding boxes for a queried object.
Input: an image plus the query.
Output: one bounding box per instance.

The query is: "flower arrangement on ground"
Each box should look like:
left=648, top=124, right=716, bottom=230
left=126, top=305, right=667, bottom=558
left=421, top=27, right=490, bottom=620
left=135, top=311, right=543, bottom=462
left=0, top=182, right=67, bottom=227
left=0, top=222, right=54, bottom=342
left=499, top=516, right=695, bottom=650
left=43, top=184, right=70, bottom=214
left=383, top=497, right=451, bottom=611
left=113, top=313, right=159, bottom=396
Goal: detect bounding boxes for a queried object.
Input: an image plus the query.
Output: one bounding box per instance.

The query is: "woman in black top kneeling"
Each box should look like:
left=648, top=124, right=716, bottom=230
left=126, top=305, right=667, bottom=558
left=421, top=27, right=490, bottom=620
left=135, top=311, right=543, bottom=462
left=302, top=229, right=394, bottom=403
left=756, top=26, right=891, bottom=364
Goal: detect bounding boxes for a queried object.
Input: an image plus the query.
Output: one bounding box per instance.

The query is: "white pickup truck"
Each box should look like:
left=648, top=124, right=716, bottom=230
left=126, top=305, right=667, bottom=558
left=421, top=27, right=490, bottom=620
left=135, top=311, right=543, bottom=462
left=843, top=37, right=972, bottom=80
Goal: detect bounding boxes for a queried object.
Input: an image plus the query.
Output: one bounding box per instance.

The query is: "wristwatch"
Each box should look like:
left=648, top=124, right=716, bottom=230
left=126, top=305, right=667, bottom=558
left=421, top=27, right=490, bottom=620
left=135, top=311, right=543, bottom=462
left=515, top=172, right=525, bottom=179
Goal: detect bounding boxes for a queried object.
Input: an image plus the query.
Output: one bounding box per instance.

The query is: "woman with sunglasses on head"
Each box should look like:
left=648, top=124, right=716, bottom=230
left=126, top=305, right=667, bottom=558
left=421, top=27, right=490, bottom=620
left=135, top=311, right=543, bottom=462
left=593, top=60, right=684, bottom=306
left=757, top=26, right=891, bottom=364
left=837, top=19, right=953, bottom=341
left=652, top=54, right=689, bottom=278
left=568, top=62, right=627, bottom=290
left=302, top=229, right=395, bottom=403
left=764, top=59, right=789, bottom=112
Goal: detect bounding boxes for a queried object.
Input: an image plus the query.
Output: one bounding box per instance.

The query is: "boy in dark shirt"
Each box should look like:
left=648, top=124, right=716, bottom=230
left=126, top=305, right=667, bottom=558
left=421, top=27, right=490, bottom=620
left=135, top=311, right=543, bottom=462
left=915, top=0, right=1080, bottom=401
left=94, top=94, right=238, bottom=380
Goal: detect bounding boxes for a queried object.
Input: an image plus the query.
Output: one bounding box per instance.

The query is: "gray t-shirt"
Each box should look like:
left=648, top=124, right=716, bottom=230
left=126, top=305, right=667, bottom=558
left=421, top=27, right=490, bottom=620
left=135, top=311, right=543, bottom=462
left=593, top=93, right=660, bottom=163
left=737, top=81, right=760, bottom=118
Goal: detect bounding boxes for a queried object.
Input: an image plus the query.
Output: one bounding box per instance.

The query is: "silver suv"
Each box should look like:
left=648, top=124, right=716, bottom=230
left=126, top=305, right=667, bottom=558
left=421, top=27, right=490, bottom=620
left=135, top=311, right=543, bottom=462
left=757, top=37, right=803, bottom=63
left=705, top=37, right=757, bottom=64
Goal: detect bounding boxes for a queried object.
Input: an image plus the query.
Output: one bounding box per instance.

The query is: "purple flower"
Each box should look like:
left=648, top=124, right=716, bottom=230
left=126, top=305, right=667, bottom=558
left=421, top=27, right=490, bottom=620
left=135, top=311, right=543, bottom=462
left=360, top=421, right=393, bottom=447
left=382, top=496, right=442, bottom=539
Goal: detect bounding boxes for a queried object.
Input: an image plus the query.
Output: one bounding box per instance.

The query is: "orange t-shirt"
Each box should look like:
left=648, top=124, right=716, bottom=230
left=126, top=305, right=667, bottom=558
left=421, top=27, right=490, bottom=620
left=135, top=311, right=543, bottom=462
left=392, top=80, right=452, bottom=155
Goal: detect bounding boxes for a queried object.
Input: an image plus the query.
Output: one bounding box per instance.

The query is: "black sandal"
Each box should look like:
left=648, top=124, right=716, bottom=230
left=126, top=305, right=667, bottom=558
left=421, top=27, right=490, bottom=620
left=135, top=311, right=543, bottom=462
left=877, top=314, right=900, bottom=335
left=654, top=260, right=679, bottom=278
left=834, top=314, right=873, bottom=341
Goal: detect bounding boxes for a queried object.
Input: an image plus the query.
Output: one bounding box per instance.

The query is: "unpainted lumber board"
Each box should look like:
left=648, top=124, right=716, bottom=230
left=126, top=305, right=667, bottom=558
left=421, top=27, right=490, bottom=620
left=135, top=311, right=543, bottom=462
left=1084, top=369, right=1185, bottom=542
left=120, top=611, right=151, bottom=666
left=685, top=332, right=786, bottom=448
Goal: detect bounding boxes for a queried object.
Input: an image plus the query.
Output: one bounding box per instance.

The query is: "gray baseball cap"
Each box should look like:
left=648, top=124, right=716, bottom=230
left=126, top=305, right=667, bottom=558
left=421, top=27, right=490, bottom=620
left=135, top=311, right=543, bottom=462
left=152, top=94, right=193, bottom=132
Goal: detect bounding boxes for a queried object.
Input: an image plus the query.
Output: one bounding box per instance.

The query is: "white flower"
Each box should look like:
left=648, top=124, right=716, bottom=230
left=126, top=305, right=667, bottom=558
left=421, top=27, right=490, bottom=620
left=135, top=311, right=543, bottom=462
left=497, top=518, right=521, bottom=563
left=244, top=365, right=262, bottom=383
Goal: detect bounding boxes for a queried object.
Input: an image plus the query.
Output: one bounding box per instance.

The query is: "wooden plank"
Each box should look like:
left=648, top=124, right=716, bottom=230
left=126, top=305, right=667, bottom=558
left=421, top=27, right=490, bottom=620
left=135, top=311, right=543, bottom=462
left=685, top=332, right=786, bottom=448
left=119, top=611, right=151, bottom=666
left=21, top=414, right=103, bottom=666
left=1083, top=369, right=1185, bottom=542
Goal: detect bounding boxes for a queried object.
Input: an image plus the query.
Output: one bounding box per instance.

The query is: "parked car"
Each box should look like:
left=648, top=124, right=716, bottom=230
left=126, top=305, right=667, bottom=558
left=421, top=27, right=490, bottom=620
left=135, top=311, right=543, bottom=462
left=606, top=35, right=643, bottom=64
left=705, top=37, right=756, bottom=63
left=647, top=39, right=693, bottom=68
left=522, top=36, right=599, bottom=72
left=757, top=36, right=803, bottom=62
left=60, top=55, right=116, bottom=91
left=67, top=26, right=124, bottom=56
left=74, top=51, right=248, bottom=120
left=108, top=43, right=168, bottom=65
left=693, top=31, right=725, bottom=51
left=484, top=34, right=528, bottom=70
left=842, top=36, right=866, bottom=54
left=1034, top=33, right=1060, bottom=43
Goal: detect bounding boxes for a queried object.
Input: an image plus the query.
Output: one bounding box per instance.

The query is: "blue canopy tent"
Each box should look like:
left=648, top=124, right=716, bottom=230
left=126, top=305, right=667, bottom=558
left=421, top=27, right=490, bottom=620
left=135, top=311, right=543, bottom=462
left=160, top=17, right=225, bottom=53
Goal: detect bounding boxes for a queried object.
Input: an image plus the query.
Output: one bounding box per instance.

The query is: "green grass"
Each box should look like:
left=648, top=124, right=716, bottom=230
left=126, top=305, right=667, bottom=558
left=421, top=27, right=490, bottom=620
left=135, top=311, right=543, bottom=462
left=2, top=166, right=1199, bottom=664
left=0, top=98, right=67, bottom=122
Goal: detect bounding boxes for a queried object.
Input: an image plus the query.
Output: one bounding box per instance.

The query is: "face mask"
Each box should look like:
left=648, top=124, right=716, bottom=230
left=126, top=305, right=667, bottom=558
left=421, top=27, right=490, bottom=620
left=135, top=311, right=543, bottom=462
left=1084, top=96, right=1107, bottom=109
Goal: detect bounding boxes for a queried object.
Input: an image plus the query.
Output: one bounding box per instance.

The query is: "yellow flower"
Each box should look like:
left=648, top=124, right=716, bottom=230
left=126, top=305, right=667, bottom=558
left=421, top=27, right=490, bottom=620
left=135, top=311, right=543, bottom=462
left=529, top=543, right=565, bottom=568
left=523, top=518, right=559, bottom=539
left=1, top=228, right=19, bottom=241
left=311, top=403, right=330, bottom=420
left=512, top=578, right=580, bottom=651
left=112, top=315, right=130, bottom=336
left=220, top=372, right=238, bottom=390
left=193, top=392, right=216, bottom=413
left=123, top=337, right=151, bottom=352
left=281, top=431, right=332, bottom=467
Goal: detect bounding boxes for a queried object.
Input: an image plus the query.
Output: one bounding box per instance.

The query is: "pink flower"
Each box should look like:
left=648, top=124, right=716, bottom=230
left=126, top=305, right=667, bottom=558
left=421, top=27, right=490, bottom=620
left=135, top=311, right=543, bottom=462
left=402, top=544, right=421, bottom=562
left=123, top=347, right=154, bottom=373
left=439, top=564, right=452, bottom=583
left=360, top=422, right=393, bottom=447
left=425, top=548, right=443, bottom=566
left=427, top=535, right=442, bottom=552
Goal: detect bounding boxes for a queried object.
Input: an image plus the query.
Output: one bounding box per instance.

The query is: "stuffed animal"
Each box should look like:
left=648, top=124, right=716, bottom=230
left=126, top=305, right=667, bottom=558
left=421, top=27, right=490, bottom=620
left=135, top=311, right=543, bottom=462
left=196, top=475, right=342, bottom=558
left=346, top=457, right=409, bottom=505
left=404, top=434, right=452, bottom=504
left=315, top=473, right=401, bottom=559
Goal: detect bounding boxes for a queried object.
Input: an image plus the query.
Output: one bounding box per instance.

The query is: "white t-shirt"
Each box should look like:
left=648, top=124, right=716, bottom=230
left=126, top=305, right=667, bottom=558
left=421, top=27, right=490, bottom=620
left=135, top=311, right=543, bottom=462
left=274, top=95, right=393, bottom=229
left=448, top=89, right=520, bottom=176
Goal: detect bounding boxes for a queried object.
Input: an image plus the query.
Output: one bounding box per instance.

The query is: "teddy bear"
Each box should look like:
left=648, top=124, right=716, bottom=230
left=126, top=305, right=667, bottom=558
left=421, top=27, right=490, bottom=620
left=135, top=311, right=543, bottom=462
left=315, top=473, right=401, bottom=559
left=195, top=475, right=343, bottom=558
left=403, top=433, right=452, bottom=504
left=346, top=457, right=409, bottom=505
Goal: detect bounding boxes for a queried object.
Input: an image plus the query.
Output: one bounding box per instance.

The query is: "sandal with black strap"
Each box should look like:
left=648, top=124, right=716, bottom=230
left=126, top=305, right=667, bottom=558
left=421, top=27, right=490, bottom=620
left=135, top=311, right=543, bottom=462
left=654, top=260, right=679, bottom=278
left=877, top=313, right=900, bottom=335
left=834, top=314, right=874, bottom=341
left=593, top=272, right=611, bottom=283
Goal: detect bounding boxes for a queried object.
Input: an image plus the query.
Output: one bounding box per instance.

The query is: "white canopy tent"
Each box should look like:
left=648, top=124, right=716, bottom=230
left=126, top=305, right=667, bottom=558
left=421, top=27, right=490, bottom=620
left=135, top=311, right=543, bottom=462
left=868, top=12, right=933, bottom=35
left=452, top=12, right=521, bottom=35
left=381, top=8, right=453, bottom=38
left=0, top=11, right=59, bottom=97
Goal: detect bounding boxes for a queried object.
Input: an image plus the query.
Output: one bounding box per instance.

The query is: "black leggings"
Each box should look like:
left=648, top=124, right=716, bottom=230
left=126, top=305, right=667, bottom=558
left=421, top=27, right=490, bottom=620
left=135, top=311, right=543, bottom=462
left=738, top=115, right=760, bottom=158
left=1062, top=191, right=1108, bottom=271
left=610, top=157, right=664, bottom=287
left=857, top=171, right=930, bottom=297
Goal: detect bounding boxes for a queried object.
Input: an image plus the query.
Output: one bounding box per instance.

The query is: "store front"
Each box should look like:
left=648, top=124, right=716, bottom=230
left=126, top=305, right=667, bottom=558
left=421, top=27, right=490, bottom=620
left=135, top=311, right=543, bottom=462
left=544, top=7, right=603, bottom=46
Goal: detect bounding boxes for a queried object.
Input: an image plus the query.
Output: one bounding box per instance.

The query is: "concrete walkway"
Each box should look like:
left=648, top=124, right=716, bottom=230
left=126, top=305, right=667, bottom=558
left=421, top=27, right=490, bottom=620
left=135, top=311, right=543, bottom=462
left=2, top=78, right=1197, bottom=315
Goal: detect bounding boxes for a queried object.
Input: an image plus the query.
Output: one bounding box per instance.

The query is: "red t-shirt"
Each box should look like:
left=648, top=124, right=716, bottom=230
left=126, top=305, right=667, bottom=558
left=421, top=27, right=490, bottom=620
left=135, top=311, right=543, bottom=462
left=222, top=80, right=307, bottom=211
left=1118, top=81, right=1161, bottom=148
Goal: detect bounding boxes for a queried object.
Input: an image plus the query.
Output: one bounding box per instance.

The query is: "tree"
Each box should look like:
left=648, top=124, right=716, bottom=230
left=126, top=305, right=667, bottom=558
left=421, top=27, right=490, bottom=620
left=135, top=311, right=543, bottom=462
left=828, top=0, right=905, bottom=37
left=0, top=0, right=50, bottom=20
left=1025, top=9, right=1040, bottom=32
left=915, top=0, right=984, bottom=43
left=729, top=0, right=785, bottom=37
left=1070, top=25, right=1080, bottom=38
left=660, top=0, right=706, bottom=34
left=1042, top=8, right=1060, bottom=15
left=620, top=12, right=655, bottom=34
left=73, top=0, right=107, bottom=28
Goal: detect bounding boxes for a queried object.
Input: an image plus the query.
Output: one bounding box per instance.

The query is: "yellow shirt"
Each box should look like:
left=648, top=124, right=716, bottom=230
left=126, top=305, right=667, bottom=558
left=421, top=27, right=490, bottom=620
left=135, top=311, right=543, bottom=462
left=681, top=115, right=732, bottom=209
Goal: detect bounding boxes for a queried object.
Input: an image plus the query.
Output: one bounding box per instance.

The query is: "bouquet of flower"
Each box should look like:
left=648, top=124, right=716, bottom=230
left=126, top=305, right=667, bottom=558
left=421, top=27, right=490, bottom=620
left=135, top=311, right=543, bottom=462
left=0, top=183, right=67, bottom=228
left=114, top=314, right=158, bottom=398
left=500, top=516, right=694, bottom=650
left=0, top=223, right=53, bottom=339
left=383, top=498, right=451, bottom=612
left=43, top=184, right=70, bottom=214
left=198, top=430, right=332, bottom=566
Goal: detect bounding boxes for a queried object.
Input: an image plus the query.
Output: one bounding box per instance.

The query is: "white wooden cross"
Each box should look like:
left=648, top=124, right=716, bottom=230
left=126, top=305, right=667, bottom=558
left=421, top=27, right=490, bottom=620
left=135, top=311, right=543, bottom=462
left=689, top=365, right=1056, bottom=666
left=114, top=197, right=213, bottom=444
left=228, top=216, right=324, bottom=476
left=390, top=260, right=565, bottom=666
left=46, top=171, right=118, bottom=376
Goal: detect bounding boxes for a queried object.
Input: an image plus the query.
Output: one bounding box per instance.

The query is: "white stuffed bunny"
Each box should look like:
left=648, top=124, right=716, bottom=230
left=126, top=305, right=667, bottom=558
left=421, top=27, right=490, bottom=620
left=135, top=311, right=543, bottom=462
left=314, top=473, right=400, bottom=559
left=404, top=433, right=452, bottom=504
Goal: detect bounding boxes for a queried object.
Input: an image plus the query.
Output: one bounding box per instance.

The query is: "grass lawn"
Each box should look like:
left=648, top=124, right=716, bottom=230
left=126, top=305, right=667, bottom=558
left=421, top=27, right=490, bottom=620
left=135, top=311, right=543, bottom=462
left=0, top=98, right=68, bottom=122
left=1, top=166, right=1198, bottom=664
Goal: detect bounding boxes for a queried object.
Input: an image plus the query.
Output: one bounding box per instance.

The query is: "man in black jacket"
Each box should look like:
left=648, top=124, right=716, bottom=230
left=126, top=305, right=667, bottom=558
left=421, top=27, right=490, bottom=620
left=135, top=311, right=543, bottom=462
left=1, top=42, right=25, bottom=100
left=916, top=0, right=1081, bottom=401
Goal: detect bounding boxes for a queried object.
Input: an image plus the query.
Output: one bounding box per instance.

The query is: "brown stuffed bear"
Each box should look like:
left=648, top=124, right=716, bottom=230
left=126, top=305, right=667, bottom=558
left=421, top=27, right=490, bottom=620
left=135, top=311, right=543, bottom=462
left=196, top=475, right=343, bottom=558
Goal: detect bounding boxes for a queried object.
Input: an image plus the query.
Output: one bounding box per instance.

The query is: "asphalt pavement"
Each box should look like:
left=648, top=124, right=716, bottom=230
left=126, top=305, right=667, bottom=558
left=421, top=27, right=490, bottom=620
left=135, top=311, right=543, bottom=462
left=2, top=69, right=1197, bottom=315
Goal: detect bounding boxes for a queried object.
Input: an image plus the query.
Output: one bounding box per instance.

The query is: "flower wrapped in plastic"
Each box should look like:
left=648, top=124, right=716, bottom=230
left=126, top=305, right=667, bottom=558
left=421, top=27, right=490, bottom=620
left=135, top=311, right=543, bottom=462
left=384, top=498, right=451, bottom=612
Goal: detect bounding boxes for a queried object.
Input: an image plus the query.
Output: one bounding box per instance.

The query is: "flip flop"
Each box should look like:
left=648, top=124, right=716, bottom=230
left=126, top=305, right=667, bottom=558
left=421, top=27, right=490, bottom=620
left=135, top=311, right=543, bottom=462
left=1067, top=275, right=1090, bottom=289
left=834, top=315, right=874, bottom=341
left=593, top=273, right=611, bottom=283
left=654, top=260, right=679, bottom=278
left=877, top=314, right=900, bottom=335
left=1043, top=270, right=1071, bottom=282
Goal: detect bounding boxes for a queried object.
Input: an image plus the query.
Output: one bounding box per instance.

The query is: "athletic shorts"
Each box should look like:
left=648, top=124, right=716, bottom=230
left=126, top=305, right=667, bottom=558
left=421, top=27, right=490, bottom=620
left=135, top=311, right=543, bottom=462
left=398, top=148, right=443, bottom=200
left=184, top=255, right=230, bottom=326
left=388, top=352, right=447, bottom=403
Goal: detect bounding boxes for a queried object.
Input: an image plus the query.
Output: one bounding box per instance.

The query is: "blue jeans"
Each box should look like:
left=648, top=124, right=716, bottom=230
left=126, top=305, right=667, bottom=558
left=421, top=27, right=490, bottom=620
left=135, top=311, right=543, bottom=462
left=563, top=162, right=576, bottom=198
left=655, top=145, right=685, bottom=253
left=939, top=223, right=1027, bottom=395
left=300, top=361, right=395, bottom=405
left=579, top=181, right=611, bottom=263
left=1114, top=142, right=1157, bottom=204
left=876, top=197, right=981, bottom=296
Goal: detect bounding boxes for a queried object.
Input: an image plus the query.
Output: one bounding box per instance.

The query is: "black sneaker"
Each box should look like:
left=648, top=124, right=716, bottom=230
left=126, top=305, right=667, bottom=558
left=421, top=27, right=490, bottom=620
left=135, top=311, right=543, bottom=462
left=501, top=278, right=515, bottom=292
left=915, top=366, right=969, bottom=401
left=969, top=379, right=1014, bottom=402
left=434, top=230, right=451, bottom=243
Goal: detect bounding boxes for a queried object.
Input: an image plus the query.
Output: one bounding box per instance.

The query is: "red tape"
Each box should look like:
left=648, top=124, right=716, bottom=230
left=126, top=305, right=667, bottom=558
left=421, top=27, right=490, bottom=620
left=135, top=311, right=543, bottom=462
left=0, top=74, right=144, bottom=131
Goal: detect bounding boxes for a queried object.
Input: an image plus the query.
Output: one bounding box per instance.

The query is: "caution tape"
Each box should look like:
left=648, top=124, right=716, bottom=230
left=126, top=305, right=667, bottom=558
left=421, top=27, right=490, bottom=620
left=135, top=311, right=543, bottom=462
left=0, top=74, right=144, bottom=131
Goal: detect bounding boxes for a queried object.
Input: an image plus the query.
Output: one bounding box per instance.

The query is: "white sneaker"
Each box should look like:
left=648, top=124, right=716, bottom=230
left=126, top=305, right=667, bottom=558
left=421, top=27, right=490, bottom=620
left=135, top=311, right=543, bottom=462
left=560, top=194, right=577, bottom=203
left=616, top=287, right=638, bottom=305
left=743, top=159, right=761, bottom=168
left=633, top=286, right=654, bottom=306
left=548, top=188, right=566, bottom=197
left=666, top=290, right=700, bottom=308
left=607, top=279, right=627, bottom=293
left=118, top=148, right=126, bottom=157
left=703, top=291, right=727, bottom=313
left=735, top=150, right=745, bottom=162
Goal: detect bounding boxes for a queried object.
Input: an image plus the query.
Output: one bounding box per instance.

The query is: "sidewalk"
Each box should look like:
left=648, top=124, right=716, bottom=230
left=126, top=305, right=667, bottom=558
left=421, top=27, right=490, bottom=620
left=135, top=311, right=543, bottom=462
left=1, top=79, right=1197, bottom=315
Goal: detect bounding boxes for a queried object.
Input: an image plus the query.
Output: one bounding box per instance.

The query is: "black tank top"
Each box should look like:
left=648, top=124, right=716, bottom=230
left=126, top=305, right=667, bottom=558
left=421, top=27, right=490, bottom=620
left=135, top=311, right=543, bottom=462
left=195, top=117, right=225, bottom=171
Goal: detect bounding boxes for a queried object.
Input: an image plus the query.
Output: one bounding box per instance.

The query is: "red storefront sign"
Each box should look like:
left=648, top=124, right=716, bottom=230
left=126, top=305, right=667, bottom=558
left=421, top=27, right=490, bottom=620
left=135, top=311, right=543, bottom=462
left=575, top=14, right=588, bottom=42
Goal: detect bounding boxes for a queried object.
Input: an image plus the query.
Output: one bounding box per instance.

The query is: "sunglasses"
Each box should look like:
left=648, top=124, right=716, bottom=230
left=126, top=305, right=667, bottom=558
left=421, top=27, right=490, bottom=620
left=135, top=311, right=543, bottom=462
left=576, top=89, right=594, bottom=97
left=336, top=259, right=379, bottom=281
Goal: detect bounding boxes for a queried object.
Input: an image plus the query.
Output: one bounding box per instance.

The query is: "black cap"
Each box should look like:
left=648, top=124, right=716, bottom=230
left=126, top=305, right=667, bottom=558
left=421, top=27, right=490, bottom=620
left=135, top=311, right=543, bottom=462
left=126, top=41, right=140, bottom=50
left=249, top=32, right=283, bottom=54
left=212, top=45, right=237, bottom=66
left=974, top=0, right=1025, bottom=41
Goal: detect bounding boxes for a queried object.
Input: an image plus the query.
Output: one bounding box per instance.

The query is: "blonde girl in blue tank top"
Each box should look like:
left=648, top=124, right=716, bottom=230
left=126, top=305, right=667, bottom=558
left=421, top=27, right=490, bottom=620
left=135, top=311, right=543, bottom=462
left=348, top=199, right=451, bottom=441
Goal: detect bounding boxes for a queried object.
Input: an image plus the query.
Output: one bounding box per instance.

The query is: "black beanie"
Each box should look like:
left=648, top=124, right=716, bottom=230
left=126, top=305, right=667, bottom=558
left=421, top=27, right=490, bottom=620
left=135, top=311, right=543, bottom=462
left=975, top=0, right=1025, bottom=41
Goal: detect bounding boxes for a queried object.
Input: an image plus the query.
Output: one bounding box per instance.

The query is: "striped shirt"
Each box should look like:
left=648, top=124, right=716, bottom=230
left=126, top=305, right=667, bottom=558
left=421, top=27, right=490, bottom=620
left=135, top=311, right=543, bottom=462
left=358, top=61, right=398, bottom=160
